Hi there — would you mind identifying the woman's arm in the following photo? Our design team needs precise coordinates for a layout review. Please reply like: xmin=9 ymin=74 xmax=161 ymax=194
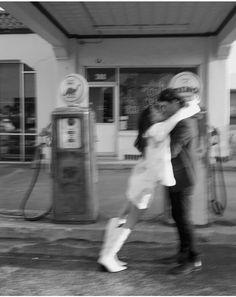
xmin=145 ymin=101 xmax=200 ymax=142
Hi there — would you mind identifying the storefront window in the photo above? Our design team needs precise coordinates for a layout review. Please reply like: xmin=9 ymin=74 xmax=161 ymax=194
xmin=0 ymin=62 xmax=37 ymax=162
xmin=25 ymin=135 xmax=36 ymax=161
xmin=24 ymin=74 xmax=36 ymax=134
xmin=119 ymin=67 xmax=197 ymax=130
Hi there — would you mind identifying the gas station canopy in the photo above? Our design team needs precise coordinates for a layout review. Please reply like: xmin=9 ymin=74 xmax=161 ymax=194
xmin=0 ymin=2 xmax=235 ymax=37
xmin=1 ymin=1 xmax=236 ymax=58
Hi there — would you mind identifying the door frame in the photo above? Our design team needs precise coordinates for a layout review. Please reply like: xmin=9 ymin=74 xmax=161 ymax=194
xmin=89 ymin=82 xmax=119 ymax=156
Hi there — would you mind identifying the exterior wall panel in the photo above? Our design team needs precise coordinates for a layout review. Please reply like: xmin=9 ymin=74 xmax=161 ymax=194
xmin=0 ymin=34 xmax=57 ymax=132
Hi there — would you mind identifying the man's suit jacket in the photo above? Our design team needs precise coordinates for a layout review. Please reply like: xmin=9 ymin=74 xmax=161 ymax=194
xmin=169 ymin=117 xmax=197 ymax=192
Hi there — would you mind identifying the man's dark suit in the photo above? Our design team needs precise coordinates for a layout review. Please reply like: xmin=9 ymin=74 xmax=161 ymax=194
xmin=167 ymin=116 xmax=199 ymax=261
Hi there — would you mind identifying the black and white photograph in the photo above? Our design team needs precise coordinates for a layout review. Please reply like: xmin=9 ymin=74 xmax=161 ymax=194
xmin=0 ymin=1 xmax=235 ymax=295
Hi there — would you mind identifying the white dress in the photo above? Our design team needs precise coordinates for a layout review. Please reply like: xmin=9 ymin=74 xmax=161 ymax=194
xmin=126 ymin=102 xmax=200 ymax=209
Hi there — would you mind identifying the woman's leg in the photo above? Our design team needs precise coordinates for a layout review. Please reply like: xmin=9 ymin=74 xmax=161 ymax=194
xmin=123 ymin=203 xmax=146 ymax=230
xmin=118 ymin=200 xmax=131 ymax=220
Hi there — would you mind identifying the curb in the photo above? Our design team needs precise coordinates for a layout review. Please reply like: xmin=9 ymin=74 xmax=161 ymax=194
xmin=221 ymin=165 xmax=236 ymax=171
xmin=97 ymin=162 xmax=236 ymax=171
xmin=0 ymin=161 xmax=235 ymax=171
xmin=0 ymin=215 xmax=235 ymax=245
xmin=97 ymin=162 xmax=135 ymax=170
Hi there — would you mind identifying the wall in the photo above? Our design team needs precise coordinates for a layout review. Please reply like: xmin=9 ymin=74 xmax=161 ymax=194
xmin=54 ymin=44 xmax=79 ymax=108
xmin=229 ymin=41 xmax=236 ymax=89
xmin=228 ymin=41 xmax=236 ymax=157
xmin=78 ymin=37 xmax=206 ymax=68
xmin=208 ymin=57 xmax=230 ymax=157
xmin=0 ymin=34 xmax=57 ymax=131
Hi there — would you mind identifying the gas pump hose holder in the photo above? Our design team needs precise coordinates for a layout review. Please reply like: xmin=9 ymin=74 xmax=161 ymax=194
xmin=208 ymin=127 xmax=227 ymax=216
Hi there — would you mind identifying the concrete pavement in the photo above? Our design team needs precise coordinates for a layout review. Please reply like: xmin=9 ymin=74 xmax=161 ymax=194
xmin=0 ymin=238 xmax=235 ymax=295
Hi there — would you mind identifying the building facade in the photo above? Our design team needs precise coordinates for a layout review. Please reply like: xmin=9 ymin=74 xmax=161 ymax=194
xmin=0 ymin=32 xmax=232 ymax=162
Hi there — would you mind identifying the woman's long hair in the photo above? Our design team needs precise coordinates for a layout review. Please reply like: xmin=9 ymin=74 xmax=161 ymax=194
xmin=134 ymin=106 xmax=153 ymax=156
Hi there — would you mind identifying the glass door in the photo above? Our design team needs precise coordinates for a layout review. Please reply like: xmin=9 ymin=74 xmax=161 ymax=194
xmin=89 ymin=86 xmax=117 ymax=154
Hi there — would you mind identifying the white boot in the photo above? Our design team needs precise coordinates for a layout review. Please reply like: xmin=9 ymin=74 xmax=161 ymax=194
xmin=114 ymin=218 xmax=128 ymax=266
xmin=98 ymin=227 xmax=131 ymax=272
xmin=99 ymin=218 xmax=127 ymax=266
xmin=99 ymin=218 xmax=119 ymax=257
xmin=115 ymin=255 xmax=127 ymax=266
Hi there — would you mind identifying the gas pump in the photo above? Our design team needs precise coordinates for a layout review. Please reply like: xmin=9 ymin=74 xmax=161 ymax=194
xmin=51 ymin=74 xmax=98 ymax=222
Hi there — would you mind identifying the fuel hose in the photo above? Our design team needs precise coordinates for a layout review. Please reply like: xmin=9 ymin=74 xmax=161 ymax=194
xmin=19 ymin=143 xmax=52 ymax=221
xmin=209 ymin=128 xmax=227 ymax=216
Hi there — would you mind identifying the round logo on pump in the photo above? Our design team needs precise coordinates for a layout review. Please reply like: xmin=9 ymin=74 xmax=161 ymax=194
xmin=169 ymin=72 xmax=201 ymax=102
xmin=60 ymin=74 xmax=88 ymax=106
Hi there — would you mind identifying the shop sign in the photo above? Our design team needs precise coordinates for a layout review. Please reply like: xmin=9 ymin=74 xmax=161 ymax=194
xmin=169 ymin=72 xmax=201 ymax=102
xmin=59 ymin=74 xmax=88 ymax=106
xmin=86 ymin=68 xmax=116 ymax=82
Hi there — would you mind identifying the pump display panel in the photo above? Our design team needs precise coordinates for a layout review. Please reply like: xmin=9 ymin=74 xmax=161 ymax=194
xmin=58 ymin=118 xmax=81 ymax=149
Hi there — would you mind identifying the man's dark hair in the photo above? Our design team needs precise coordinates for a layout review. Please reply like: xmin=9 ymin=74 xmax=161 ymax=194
xmin=158 ymin=88 xmax=186 ymax=107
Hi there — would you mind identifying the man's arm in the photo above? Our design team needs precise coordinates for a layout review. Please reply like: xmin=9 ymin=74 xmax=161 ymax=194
xmin=145 ymin=103 xmax=199 ymax=142
xmin=170 ymin=119 xmax=192 ymax=159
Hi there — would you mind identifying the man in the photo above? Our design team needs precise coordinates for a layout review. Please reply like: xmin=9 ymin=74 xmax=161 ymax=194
xmin=158 ymin=88 xmax=202 ymax=275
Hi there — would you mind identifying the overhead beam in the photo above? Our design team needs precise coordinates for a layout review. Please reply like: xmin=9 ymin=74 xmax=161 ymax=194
xmin=216 ymin=7 xmax=236 ymax=58
xmin=1 ymin=2 xmax=69 ymax=59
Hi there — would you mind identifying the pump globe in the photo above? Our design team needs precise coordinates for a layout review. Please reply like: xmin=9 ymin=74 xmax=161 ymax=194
xmin=60 ymin=74 xmax=89 ymax=107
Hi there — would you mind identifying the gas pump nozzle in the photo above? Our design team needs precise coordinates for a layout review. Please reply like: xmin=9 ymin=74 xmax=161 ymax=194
xmin=39 ymin=123 xmax=52 ymax=146
xmin=209 ymin=127 xmax=219 ymax=146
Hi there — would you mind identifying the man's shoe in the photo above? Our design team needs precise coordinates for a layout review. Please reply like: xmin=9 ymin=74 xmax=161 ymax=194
xmin=168 ymin=259 xmax=202 ymax=275
xmin=159 ymin=253 xmax=187 ymax=265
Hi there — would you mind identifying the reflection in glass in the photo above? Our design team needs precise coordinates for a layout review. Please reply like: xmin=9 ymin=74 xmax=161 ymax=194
xmin=89 ymin=87 xmax=114 ymax=123
xmin=0 ymin=63 xmax=20 ymax=133
xmin=25 ymin=135 xmax=36 ymax=161
xmin=24 ymin=74 xmax=36 ymax=133
xmin=0 ymin=134 xmax=20 ymax=161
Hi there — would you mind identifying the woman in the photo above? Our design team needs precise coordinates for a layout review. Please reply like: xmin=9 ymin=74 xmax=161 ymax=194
xmin=97 ymin=99 xmax=200 ymax=273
